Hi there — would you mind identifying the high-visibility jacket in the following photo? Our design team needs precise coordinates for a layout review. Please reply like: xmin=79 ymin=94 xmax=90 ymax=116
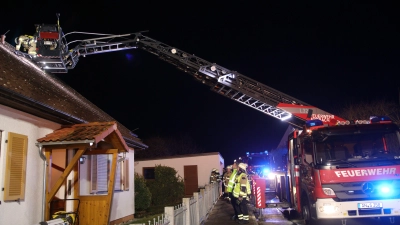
xmin=233 ymin=172 xmax=251 ymax=199
xmin=223 ymin=170 xmax=232 ymax=187
xmin=226 ymin=169 xmax=237 ymax=193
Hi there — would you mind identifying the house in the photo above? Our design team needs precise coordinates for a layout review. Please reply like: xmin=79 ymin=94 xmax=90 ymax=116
xmin=0 ymin=41 xmax=147 ymax=225
xmin=135 ymin=152 xmax=224 ymax=196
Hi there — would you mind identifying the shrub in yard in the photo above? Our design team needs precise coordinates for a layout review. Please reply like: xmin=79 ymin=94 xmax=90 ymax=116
xmin=147 ymin=165 xmax=185 ymax=207
xmin=134 ymin=173 xmax=152 ymax=211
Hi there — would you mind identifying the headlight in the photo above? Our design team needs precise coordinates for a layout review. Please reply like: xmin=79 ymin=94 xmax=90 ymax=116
xmin=267 ymin=173 xmax=275 ymax=179
xmin=322 ymin=188 xmax=336 ymax=196
xmin=318 ymin=203 xmax=339 ymax=213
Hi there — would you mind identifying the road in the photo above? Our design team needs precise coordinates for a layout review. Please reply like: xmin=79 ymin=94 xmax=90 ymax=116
xmin=256 ymin=207 xmax=397 ymax=225
xmin=255 ymin=193 xmax=398 ymax=225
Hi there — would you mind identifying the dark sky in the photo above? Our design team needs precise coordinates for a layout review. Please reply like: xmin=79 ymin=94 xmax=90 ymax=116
xmin=1 ymin=2 xmax=399 ymax=164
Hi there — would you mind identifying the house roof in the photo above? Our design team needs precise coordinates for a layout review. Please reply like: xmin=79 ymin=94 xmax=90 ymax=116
xmin=0 ymin=41 xmax=147 ymax=149
xmin=136 ymin=152 xmax=223 ymax=161
xmin=37 ymin=121 xmax=129 ymax=152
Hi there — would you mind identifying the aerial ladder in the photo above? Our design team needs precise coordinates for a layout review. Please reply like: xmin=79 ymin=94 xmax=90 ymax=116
xmin=13 ymin=14 xmax=346 ymax=128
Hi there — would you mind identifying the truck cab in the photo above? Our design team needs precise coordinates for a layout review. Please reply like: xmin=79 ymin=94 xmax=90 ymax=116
xmin=288 ymin=117 xmax=400 ymax=224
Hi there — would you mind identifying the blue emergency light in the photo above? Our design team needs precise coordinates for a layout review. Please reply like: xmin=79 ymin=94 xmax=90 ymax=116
xmin=306 ymin=119 xmax=324 ymax=127
xmin=370 ymin=116 xmax=392 ymax=123
xmin=376 ymin=183 xmax=394 ymax=197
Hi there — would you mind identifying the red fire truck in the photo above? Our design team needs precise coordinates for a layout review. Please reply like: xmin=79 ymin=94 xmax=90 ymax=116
xmin=12 ymin=14 xmax=400 ymax=225
xmin=275 ymin=116 xmax=400 ymax=225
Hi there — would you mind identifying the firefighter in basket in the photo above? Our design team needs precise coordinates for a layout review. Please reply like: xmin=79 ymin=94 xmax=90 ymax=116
xmin=15 ymin=35 xmax=37 ymax=56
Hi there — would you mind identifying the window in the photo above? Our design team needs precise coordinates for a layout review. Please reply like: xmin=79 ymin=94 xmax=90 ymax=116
xmin=3 ymin=132 xmax=28 ymax=201
xmin=303 ymin=139 xmax=314 ymax=164
xmin=79 ymin=153 xmax=129 ymax=195
xmin=114 ymin=156 xmax=121 ymax=191
xmin=90 ymin=154 xmax=110 ymax=194
xmin=113 ymin=157 xmax=130 ymax=191
xmin=143 ymin=167 xmax=155 ymax=179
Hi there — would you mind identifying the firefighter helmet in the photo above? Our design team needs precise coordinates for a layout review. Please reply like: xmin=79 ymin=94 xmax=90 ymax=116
xmin=238 ymin=163 xmax=247 ymax=171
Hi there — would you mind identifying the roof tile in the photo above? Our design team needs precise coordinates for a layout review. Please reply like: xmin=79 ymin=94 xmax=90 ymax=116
xmin=37 ymin=121 xmax=117 ymax=143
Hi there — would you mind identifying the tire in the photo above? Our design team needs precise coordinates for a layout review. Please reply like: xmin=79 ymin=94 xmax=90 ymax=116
xmin=301 ymin=196 xmax=316 ymax=225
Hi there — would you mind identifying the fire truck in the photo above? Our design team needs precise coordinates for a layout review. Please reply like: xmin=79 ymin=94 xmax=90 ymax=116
xmin=242 ymin=151 xmax=276 ymax=191
xmin=12 ymin=14 xmax=400 ymax=225
xmin=281 ymin=116 xmax=400 ymax=225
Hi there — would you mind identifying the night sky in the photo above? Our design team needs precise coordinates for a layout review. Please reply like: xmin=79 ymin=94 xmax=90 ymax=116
xmin=1 ymin=2 xmax=399 ymax=164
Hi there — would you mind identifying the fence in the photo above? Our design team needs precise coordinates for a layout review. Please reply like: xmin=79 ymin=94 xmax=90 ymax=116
xmin=135 ymin=182 xmax=220 ymax=225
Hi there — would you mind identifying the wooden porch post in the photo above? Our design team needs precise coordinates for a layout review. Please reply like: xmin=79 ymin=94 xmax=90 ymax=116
xmin=45 ymin=148 xmax=86 ymax=220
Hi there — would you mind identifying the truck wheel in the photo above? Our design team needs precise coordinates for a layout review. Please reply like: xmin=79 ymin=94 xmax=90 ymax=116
xmin=301 ymin=197 xmax=315 ymax=225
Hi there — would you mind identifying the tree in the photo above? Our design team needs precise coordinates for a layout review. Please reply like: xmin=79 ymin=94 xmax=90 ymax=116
xmin=135 ymin=136 xmax=172 ymax=159
xmin=337 ymin=99 xmax=400 ymax=125
xmin=135 ymin=133 xmax=205 ymax=159
xmin=169 ymin=133 xmax=205 ymax=155
xmin=134 ymin=173 xmax=152 ymax=211
xmin=146 ymin=165 xmax=185 ymax=206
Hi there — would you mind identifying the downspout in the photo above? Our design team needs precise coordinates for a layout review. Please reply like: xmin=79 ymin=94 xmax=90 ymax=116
xmin=37 ymin=144 xmax=47 ymax=222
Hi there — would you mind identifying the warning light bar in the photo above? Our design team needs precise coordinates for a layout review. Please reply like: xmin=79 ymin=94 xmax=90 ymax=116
xmin=305 ymin=119 xmax=324 ymax=127
xmin=370 ymin=116 xmax=392 ymax=124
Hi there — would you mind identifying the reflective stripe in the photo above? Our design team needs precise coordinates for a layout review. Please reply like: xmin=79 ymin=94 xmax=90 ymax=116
xmin=294 ymin=165 xmax=300 ymax=177
xmin=226 ymin=169 xmax=237 ymax=192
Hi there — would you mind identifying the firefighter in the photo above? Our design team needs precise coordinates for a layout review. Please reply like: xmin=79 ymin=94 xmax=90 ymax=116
xmin=233 ymin=163 xmax=251 ymax=224
xmin=15 ymin=35 xmax=37 ymax=56
xmin=223 ymin=165 xmax=233 ymax=200
xmin=209 ymin=168 xmax=221 ymax=184
xmin=226 ymin=162 xmax=239 ymax=220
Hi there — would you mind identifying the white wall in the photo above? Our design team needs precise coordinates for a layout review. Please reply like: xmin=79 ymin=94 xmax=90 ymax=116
xmin=135 ymin=153 xmax=224 ymax=187
xmin=0 ymin=104 xmax=61 ymax=225
xmin=110 ymin=149 xmax=136 ymax=221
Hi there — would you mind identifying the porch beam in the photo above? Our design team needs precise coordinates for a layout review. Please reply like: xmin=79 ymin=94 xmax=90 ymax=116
xmin=46 ymin=148 xmax=86 ymax=204
xmin=41 ymin=143 xmax=92 ymax=150
xmin=83 ymin=149 xmax=119 ymax=155
xmin=106 ymin=151 xmax=118 ymax=224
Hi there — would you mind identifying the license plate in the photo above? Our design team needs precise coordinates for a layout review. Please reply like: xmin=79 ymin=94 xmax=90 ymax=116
xmin=358 ymin=202 xmax=383 ymax=209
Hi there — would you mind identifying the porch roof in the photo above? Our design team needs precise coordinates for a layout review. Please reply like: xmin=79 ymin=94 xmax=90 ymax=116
xmin=37 ymin=121 xmax=129 ymax=152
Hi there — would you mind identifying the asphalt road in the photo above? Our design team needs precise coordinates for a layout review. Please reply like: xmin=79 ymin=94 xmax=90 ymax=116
xmin=253 ymin=208 xmax=397 ymax=225
xmin=257 ymin=193 xmax=398 ymax=225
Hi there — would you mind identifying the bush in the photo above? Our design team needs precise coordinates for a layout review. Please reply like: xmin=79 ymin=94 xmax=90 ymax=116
xmin=134 ymin=173 xmax=152 ymax=211
xmin=147 ymin=165 xmax=185 ymax=207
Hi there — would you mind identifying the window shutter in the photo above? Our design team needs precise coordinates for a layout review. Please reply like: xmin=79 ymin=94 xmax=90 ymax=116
xmin=123 ymin=158 xmax=129 ymax=191
xmin=3 ymin=132 xmax=28 ymax=201
xmin=97 ymin=155 xmax=108 ymax=192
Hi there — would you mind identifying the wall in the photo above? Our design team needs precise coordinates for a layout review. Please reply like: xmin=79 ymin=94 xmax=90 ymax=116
xmin=109 ymin=149 xmax=135 ymax=222
xmin=0 ymin=104 xmax=61 ymax=225
xmin=135 ymin=153 xmax=224 ymax=187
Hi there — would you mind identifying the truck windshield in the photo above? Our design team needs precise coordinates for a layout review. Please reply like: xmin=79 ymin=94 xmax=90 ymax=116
xmin=248 ymin=157 xmax=270 ymax=166
xmin=315 ymin=130 xmax=400 ymax=164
